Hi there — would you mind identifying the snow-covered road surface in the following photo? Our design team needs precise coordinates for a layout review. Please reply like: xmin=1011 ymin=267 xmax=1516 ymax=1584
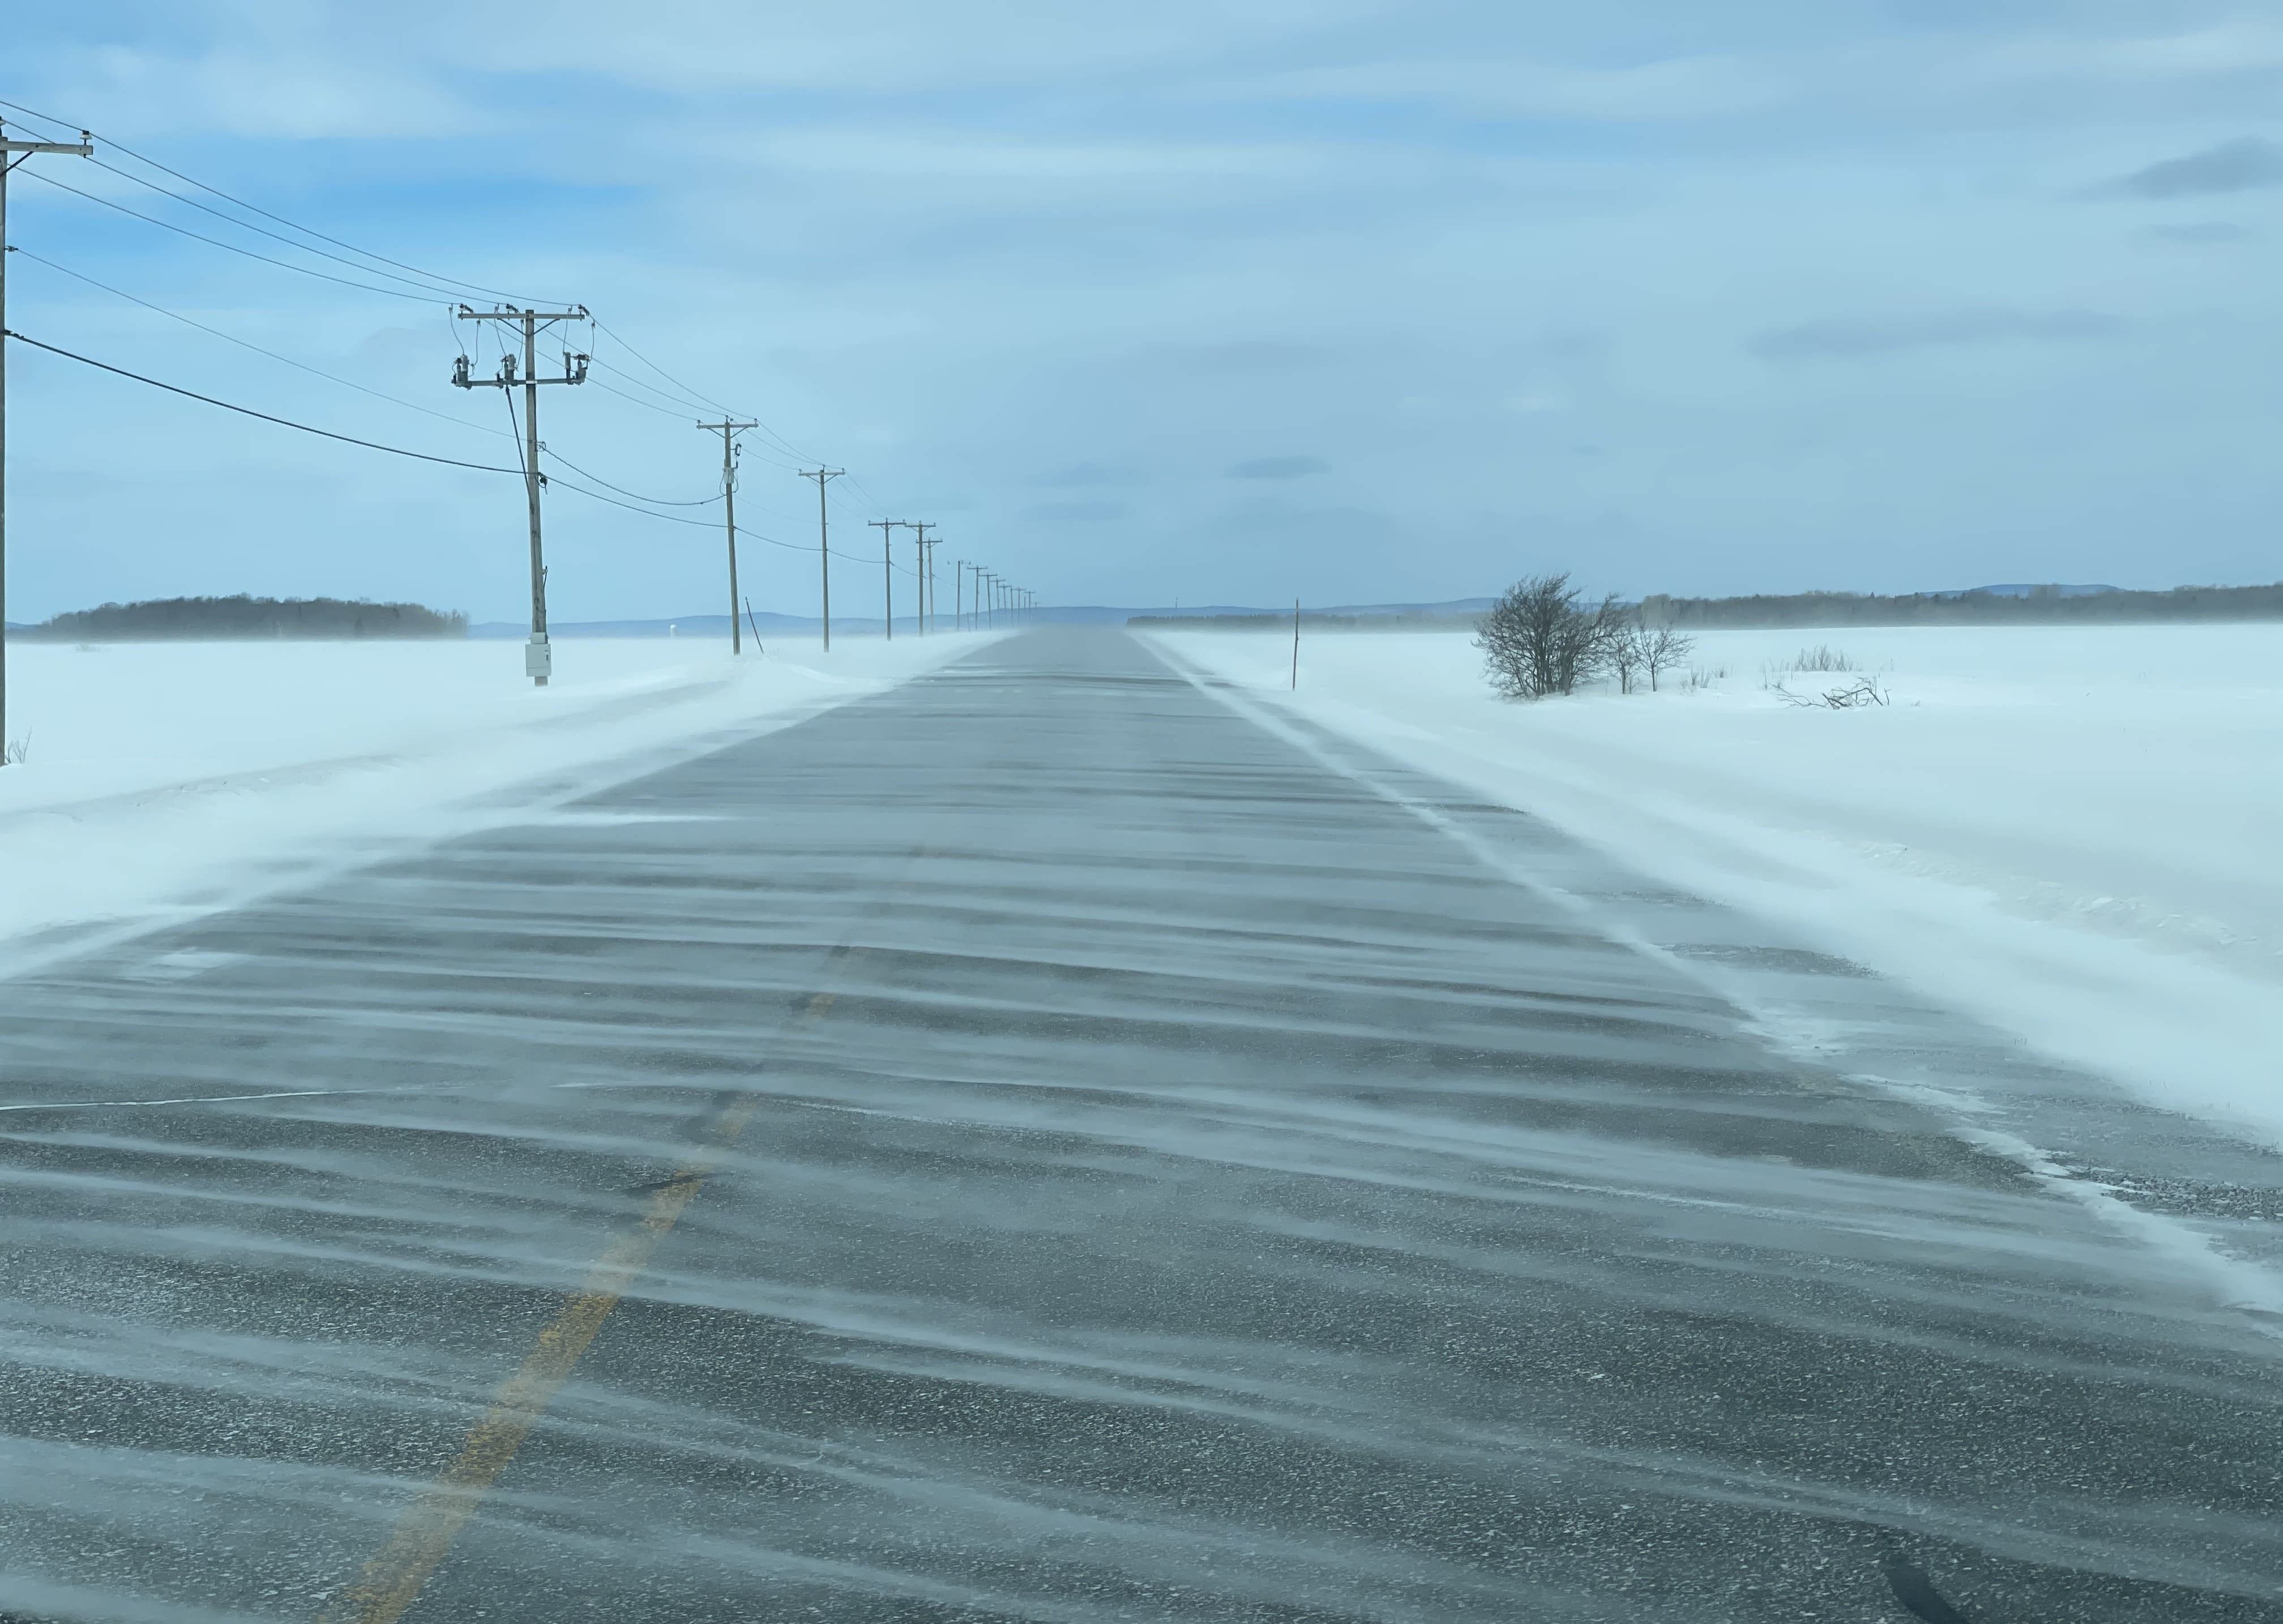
xmin=2 ymin=631 xmax=2278 ymax=1622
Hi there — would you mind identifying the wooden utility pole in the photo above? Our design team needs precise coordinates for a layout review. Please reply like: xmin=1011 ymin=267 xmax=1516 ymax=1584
xmin=954 ymin=559 xmax=965 ymax=631
xmin=867 ymin=519 xmax=901 ymax=640
xmin=0 ymin=121 xmax=92 ymax=761
xmin=908 ymin=522 xmax=934 ymax=634
xmin=453 ymin=305 xmax=589 ymax=686
xmin=920 ymin=535 xmax=942 ymax=633
xmin=798 ymin=468 xmax=843 ymax=650
xmin=1292 ymin=598 xmax=1301 ymax=689
xmin=698 ymin=420 xmax=754 ymax=653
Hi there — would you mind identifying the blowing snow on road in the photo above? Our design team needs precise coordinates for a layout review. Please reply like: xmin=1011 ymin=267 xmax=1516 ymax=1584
xmin=2 ymin=632 xmax=2278 ymax=1623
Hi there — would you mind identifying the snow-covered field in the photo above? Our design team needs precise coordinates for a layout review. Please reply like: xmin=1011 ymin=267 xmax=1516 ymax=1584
xmin=0 ymin=633 xmax=992 ymax=970
xmin=1151 ymin=623 xmax=2283 ymax=1147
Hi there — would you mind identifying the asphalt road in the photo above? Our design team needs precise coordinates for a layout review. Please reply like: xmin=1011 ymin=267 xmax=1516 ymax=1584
xmin=2 ymin=629 xmax=2281 ymax=1623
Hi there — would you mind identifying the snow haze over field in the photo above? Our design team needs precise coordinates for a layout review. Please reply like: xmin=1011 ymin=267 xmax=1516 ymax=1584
xmin=0 ymin=634 xmax=993 ymax=969
xmin=1153 ymin=623 xmax=2283 ymax=1147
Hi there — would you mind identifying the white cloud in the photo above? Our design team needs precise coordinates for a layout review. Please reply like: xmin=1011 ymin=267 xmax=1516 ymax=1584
xmin=743 ymin=127 xmax=1321 ymax=183
xmin=1224 ymin=52 xmax=1779 ymax=121
xmin=72 ymin=44 xmax=486 ymax=140
xmin=439 ymin=0 xmax=1377 ymax=95
xmin=1967 ymin=20 xmax=2283 ymax=85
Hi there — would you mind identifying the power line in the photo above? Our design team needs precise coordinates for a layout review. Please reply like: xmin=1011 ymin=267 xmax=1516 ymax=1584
xmin=0 ymin=96 xmax=875 ymax=491
xmin=1 ymin=327 xmax=913 ymax=571
xmin=589 ymin=317 xmax=820 ymax=471
xmin=0 ymin=93 xmax=559 ymax=308
xmin=582 ymin=361 xmax=790 ymax=457
xmin=548 ymin=471 xmax=722 ymax=530
xmin=588 ymin=355 xmax=713 ymax=414
xmin=10 ymin=245 xmax=511 ymax=440
xmin=591 ymin=318 xmax=738 ymax=418
xmin=584 ymin=361 xmax=787 ymax=457
xmin=587 ymin=373 xmax=698 ymax=421
xmin=20 ymin=169 xmax=448 ymax=304
xmin=85 ymin=157 xmax=480 ymax=304
xmin=554 ymin=472 xmax=903 ymax=568
xmin=539 ymin=444 xmax=720 ymax=508
xmin=2 ymin=97 xmax=923 ymax=579
xmin=3 ymin=327 xmax=520 ymax=472
xmin=583 ymin=361 xmax=803 ymax=472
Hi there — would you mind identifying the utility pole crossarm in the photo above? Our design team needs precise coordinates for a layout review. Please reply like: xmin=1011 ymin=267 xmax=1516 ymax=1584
xmin=455 ymin=305 xmax=589 ymax=323
xmin=2 ymin=138 xmax=94 ymax=160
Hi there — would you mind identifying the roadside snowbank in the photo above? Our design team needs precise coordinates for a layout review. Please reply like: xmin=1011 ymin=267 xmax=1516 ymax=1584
xmin=1151 ymin=624 xmax=2283 ymax=1146
xmin=0 ymin=634 xmax=991 ymax=967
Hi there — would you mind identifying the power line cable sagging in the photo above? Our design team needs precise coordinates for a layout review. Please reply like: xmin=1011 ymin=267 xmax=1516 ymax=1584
xmin=20 ymin=169 xmax=461 ymax=306
xmin=17 ymin=252 xmax=748 ymax=518
xmin=539 ymin=444 xmax=721 ymax=508
xmin=0 ymin=329 xmax=843 ymax=554
xmin=0 ymin=92 xmax=565 ymax=308
xmin=3 ymin=96 xmax=922 ymax=571
xmin=12 ymin=245 xmax=511 ymax=441
xmin=2 ymin=328 xmax=520 ymax=473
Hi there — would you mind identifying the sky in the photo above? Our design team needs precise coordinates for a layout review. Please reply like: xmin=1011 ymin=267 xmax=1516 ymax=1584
xmin=3 ymin=1 xmax=2281 ymax=623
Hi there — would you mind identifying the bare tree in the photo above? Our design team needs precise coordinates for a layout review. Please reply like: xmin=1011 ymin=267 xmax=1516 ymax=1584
xmin=1640 ymin=624 xmax=1694 ymax=692
xmin=1476 ymin=573 xmax=1622 ymax=699
xmin=1611 ymin=623 xmax=1645 ymax=694
xmin=1571 ymin=593 xmax=1627 ymax=692
xmin=1478 ymin=574 xmax=1568 ymax=699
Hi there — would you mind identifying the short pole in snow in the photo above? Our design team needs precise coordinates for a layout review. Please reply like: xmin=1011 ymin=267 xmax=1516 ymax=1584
xmin=1291 ymin=598 xmax=1301 ymax=689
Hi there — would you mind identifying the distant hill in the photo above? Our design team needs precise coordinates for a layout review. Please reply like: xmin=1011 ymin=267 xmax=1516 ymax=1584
xmin=25 ymin=595 xmax=466 ymax=641
xmin=1641 ymin=582 xmax=2283 ymax=629
xmin=1953 ymin=582 xmax=2120 ymax=599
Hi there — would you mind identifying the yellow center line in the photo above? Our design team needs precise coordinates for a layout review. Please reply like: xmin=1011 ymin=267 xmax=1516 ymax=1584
xmin=320 ymin=988 xmax=840 ymax=1624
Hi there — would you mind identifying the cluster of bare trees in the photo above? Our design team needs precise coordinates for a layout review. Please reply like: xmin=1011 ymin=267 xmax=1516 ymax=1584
xmin=1475 ymin=573 xmax=1693 ymax=700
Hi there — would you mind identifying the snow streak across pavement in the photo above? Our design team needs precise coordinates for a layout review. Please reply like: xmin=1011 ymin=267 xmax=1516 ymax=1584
xmin=0 ymin=630 xmax=2278 ymax=1623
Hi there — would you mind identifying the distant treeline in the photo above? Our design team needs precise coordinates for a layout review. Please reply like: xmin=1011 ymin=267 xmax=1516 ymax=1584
xmin=1140 ymin=584 xmax=2283 ymax=635
xmin=1640 ymin=583 xmax=2283 ymax=629
xmin=27 ymin=595 xmax=468 ymax=641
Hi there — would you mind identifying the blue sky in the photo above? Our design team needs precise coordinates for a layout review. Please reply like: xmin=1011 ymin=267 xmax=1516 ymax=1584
xmin=4 ymin=2 xmax=2281 ymax=621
